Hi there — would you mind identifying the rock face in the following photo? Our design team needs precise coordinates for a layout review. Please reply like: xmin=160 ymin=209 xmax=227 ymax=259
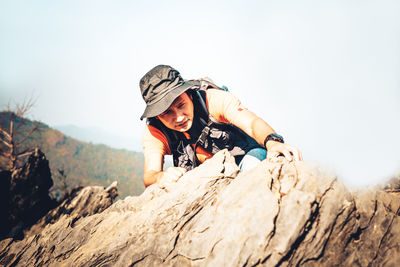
xmin=0 ymin=150 xmax=399 ymax=266
xmin=0 ymin=149 xmax=57 ymax=240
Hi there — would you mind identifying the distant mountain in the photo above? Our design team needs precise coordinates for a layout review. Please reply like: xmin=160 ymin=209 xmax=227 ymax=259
xmin=0 ymin=112 xmax=145 ymax=198
xmin=54 ymin=125 xmax=142 ymax=152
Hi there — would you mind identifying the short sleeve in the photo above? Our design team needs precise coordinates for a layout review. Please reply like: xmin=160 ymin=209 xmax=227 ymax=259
xmin=142 ymin=125 xmax=172 ymax=156
xmin=206 ymin=89 xmax=248 ymax=125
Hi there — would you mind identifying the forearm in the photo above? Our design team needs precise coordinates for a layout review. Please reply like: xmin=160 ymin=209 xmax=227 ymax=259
xmin=143 ymin=170 xmax=164 ymax=187
xmin=143 ymin=166 xmax=187 ymax=187
xmin=249 ymin=116 xmax=276 ymax=147
xmin=220 ymin=96 xmax=302 ymax=161
xmin=142 ymin=149 xmax=164 ymax=187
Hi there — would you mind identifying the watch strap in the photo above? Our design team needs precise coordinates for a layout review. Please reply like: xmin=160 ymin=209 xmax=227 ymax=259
xmin=263 ymin=133 xmax=284 ymax=148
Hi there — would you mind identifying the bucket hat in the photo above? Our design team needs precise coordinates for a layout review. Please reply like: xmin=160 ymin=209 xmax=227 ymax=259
xmin=139 ymin=65 xmax=198 ymax=120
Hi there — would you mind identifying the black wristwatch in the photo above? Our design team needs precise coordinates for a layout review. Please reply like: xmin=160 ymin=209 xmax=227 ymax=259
xmin=263 ymin=133 xmax=284 ymax=148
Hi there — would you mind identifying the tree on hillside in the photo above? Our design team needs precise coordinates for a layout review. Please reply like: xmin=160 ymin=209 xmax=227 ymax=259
xmin=0 ymin=98 xmax=40 ymax=171
xmin=49 ymin=168 xmax=70 ymax=201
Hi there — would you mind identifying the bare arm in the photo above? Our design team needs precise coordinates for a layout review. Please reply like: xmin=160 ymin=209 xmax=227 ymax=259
xmin=207 ymin=89 xmax=302 ymax=161
xmin=231 ymin=109 xmax=302 ymax=161
xmin=143 ymin=152 xmax=163 ymax=187
xmin=142 ymin=130 xmax=186 ymax=187
xmin=143 ymin=152 xmax=186 ymax=187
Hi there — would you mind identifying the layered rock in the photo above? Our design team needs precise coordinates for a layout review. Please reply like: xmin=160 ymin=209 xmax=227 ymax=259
xmin=0 ymin=150 xmax=399 ymax=266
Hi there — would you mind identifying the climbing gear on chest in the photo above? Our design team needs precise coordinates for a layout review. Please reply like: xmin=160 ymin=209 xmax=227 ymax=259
xmin=148 ymin=80 xmax=262 ymax=171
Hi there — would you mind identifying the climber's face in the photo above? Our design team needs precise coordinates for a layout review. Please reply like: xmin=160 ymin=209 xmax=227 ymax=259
xmin=157 ymin=92 xmax=194 ymax=132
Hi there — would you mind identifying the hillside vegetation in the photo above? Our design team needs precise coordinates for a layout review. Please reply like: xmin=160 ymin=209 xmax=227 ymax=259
xmin=0 ymin=111 xmax=144 ymax=198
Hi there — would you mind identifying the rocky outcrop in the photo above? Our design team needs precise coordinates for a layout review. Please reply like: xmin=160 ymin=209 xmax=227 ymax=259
xmin=0 ymin=150 xmax=399 ymax=266
xmin=25 ymin=181 xmax=118 ymax=238
xmin=0 ymin=149 xmax=57 ymax=240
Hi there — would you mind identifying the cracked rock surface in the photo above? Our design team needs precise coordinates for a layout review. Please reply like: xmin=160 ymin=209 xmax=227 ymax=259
xmin=0 ymin=150 xmax=399 ymax=266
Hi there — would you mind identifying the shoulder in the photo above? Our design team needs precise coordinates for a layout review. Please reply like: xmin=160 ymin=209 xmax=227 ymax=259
xmin=206 ymin=88 xmax=241 ymax=104
xmin=144 ymin=124 xmax=163 ymax=139
xmin=143 ymin=124 xmax=172 ymax=155
xmin=205 ymin=89 xmax=243 ymax=123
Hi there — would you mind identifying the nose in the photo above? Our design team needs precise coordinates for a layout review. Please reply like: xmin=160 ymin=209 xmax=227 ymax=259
xmin=176 ymin=114 xmax=185 ymax=122
xmin=174 ymin=108 xmax=185 ymax=122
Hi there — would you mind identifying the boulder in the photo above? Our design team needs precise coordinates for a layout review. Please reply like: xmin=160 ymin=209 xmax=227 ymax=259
xmin=0 ymin=149 xmax=56 ymax=240
xmin=0 ymin=150 xmax=398 ymax=266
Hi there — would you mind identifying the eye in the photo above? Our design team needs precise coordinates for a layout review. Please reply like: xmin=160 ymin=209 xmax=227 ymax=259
xmin=178 ymin=103 xmax=185 ymax=108
xmin=161 ymin=109 xmax=172 ymax=116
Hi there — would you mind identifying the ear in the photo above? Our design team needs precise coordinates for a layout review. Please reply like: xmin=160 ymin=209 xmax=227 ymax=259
xmin=186 ymin=91 xmax=193 ymax=100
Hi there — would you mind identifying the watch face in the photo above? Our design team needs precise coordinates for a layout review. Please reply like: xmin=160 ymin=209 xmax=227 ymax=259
xmin=269 ymin=133 xmax=284 ymax=143
xmin=264 ymin=133 xmax=284 ymax=147
xmin=270 ymin=133 xmax=283 ymax=139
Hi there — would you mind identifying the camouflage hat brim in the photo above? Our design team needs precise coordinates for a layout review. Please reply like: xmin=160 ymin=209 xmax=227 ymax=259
xmin=140 ymin=80 xmax=198 ymax=120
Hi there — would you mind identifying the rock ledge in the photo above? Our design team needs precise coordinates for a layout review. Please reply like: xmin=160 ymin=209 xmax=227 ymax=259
xmin=0 ymin=150 xmax=399 ymax=266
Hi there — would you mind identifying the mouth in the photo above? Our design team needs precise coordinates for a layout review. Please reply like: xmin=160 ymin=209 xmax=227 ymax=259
xmin=176 ymin=119 xmax=189 ymax=128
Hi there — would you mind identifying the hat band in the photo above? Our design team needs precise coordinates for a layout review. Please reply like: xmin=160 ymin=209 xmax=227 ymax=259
xmin=146 ymin=81 xmax=185 ymax=106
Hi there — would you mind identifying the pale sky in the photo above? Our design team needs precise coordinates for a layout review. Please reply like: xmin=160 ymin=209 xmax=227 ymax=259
xmin=1 ymin=0 xmax=399 ymax=188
